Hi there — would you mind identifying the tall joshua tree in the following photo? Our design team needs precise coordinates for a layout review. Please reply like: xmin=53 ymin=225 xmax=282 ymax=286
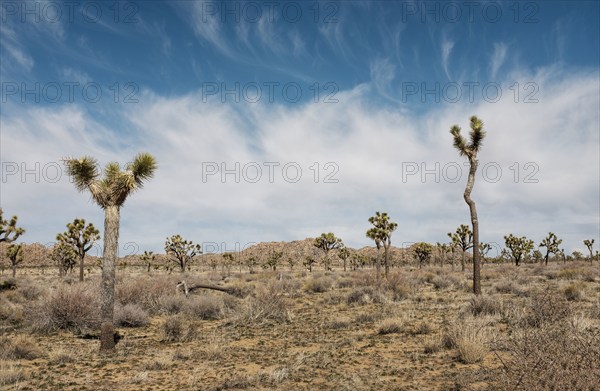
xmin=366 ymin=212 xmax=397 ymax=277
xmin=450 ymin=116 xmax=485 ymax=295
xmin=539 ymin=232 xmax=562 ymax=266
xmin=0 ymin=209 xmax=25 ymax=243
xmin=583 ymin=239 xmax=595 ymax=263
xmin=504 ymin=234 xmax=534 ymax=266
xmin=64 ymin=153 xmax=157 ymax=354
xmin=140 ymin=250 xmax=156 ymax=273
xmin=57 ymin=218 xmax=100 ymax=282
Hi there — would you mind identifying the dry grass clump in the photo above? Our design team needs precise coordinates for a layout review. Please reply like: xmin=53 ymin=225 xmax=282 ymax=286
xmin=304 ymin=276 xmax=333 ymax=293
xmin=493 ymin=279 xmax=524 ymax=295
xmin=0 ymin=278 xmax=17 ymax=292
xmin=0 ymin=363 xmax=26 ymax=387
xmin=26 ymin=282 xmax=100 ymax=333
xmin=468 ymin=295 xmax=502 ymax=317
xmin=442 ymin=320 xmax=492 ymax=364
xmin=376 ymin=317 xmax=404 ymax=335
xmin=0 ymin=335 xmax=43 ymax=360
xmin=346 ymin=287 xmax=384 ymax=305
xmin=15 ymin=280 xmax=45 ymax=301
xmin=562 ymin=282 xmax=585 ymax=301
xmin=114 ymin=303 xmax=149 ymax=327
xmin=423 ymin=334 xmax=443 ymax=354
xmin=161 ymin=314 xmax=198 ymax=342
xmin=0 ymin=296 xmax=24 ymax=326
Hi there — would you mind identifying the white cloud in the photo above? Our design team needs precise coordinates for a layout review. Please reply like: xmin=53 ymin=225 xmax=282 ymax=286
xmin=490 ymin=43 xmax=508 ymax=79
xmin=1 ymin=67 xmax=598 ymax=256
xmin=441 ymin=39 xmax=455 ymax=80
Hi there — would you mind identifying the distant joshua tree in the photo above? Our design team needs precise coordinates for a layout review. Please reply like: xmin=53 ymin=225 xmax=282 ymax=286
xmin=165 ymin=234 xmax=202 ymax=273
xmin=479 ymin=242 xmax=492 ymax=267
xmin=504 ymin=234 xmax=534 ymax=266
xmin=56 ymin=218 xmax=100 ymax=282
xmin=64 ymin=153 xmax=157 ymax=353
xmin=413 ymin=242 xmax=433 ymax=269
xmin=436 ymin=242 xmax=451 ymax=268
xmin=52 ymin=242 xmax=78 ymax=276
xmin=338 ymin=246 xmax=351 ymax=271
xmin=140 ymin=250 xmax=156 ymax=273
xmin=539 ymin=232 xmax=563 ymax=266
xmin=264 ymin=250 xmax=283 ymax=271
xmin=0 ymin=209 xmax=25 ymax=243
xmin=314 ymin=233 xmax=343 ymax=271
xmin=583 ymin=239 xmax=595 ymax=263
xmin=448 ymin=224 xmax=473 ymax=272
xmin=450 ymin=115 xmax=486 ymax=295
xmin=6 ymin=243 xmax=24 ymax=278
xmin=366 ymin=212 xmax=397 ymax=277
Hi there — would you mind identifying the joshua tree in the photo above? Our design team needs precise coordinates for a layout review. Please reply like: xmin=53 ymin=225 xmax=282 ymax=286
xmin=338 ymin=246 xmax=351 ymax=271
xmin=448 ymin=224 xmax=473 ymax=272
xmin=222 ymin=253 xmax=235 ymax=275
xmin=245 ymin=256 xmax=259 ymax=273
xmin=286 ymin=256 xmax=297 ymax=271
xmin=140 ymin=250 xmax=156 ymax=273
xmin=366 ymin=212 xmax=398 ymax=277
xmin=0 ymin=209 xmax=25 ymax=243
xmin=6 ymin=243 xmax=24 ymax=278
xmin=539 ymin=232 xmax=563 ymax=266
xmin=263 ymin=250 xmax=283 ymax=271
xmin=56 ymin=218 xmax=100 ymax=282
xmin=52 ymin=242 xmax=78 ymax=276
xmin=303 ymin=256 xmax=317 ymax=272
xmin=504 ymin=234 xmax=534 ymax=266
xmin=413 ymin=242 xmax=433 ymax=268
xmin=63 ymin=153 xmax=157 ymax=353
xmin=450 ymin=115 xmax=485 ymax=295
xmin=583 ymin=239 xmax=595 ymax=263
xmin=165 ymin=234 xmax=202 ymax=273
xmin=314 ymin=233 xmax=343 ymax=271
xmin=479 ymin=242 xmax=492 ymax=267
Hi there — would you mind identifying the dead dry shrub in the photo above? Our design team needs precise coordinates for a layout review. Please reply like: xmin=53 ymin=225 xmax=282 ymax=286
xmin=230 ymin=282 xmax=292 ymax=325
xmin=0 ymin=363 xmax=25 ymax=387
xmin=184 ymin=295 xmax=224 ymax=320
xmin=116 ymin=276 xmax=174 ymax=314
xmin=492 ymin=323 xmax=600 ymax=390
xmin=26 ymin=283 xmax=100 ymax=333
xmin=161 ymin=314 xmax=198 ymax=342
xmin=0 ymin=296 xmax=24 ymax=325
xmin=114 ymin=303 xmax=149 ymax=327
xmin=520 ymin=290 xmax=572 ymax=328
xmin=376 ymin=317 xmax=404 ymax=335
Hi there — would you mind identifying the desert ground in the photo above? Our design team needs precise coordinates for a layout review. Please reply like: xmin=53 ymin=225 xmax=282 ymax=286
xmin=1 ymin=259 xmax=599 ymax=391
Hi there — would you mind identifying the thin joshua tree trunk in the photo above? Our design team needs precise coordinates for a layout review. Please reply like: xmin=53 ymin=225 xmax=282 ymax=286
xmin=100 ymin=205 xmax=119 ymax=353
xmin=384 ymin=243 xmax=390 ymax=276
xmin=79 ymin=250 xmax=85 ymax=282
xmin=465 ymin=158 xmax=481 ymax=295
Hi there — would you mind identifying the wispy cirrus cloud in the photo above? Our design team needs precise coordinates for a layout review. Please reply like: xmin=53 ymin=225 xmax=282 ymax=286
xmin=490 ymin=43 xmax=508 ymax=79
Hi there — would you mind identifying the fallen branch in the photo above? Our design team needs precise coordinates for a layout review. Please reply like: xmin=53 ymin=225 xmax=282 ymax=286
xmin=176 ymin=280 xmax=245 ymax=297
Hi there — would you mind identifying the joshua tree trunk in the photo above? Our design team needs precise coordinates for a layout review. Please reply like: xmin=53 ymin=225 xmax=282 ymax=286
xmin=12 ymin=264 xmax=16 ymax=278
xmin=464 ymin=159 xmax=481 ymax=295
xmin=451 ymin=248 xmax=455 ymax=271
xmin=383 ymin=243 xmax=390 ymax=276
xmin=100 ymin=205 xmax=119 ymax=353
xmin=461 ymin=250 xmax=466 ymax=272
xmin=79 ymin=252 xmax=85 ymax=282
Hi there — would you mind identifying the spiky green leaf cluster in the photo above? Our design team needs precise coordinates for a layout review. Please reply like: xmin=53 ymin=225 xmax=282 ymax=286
xmin=450 ymin=115 xmax=486 ymax=160
xmin=63 ymin=153 xmax=157 ymax=208
xmin=0 ymin=209 xmax=25 ymax=243
xmin=539 ymin=232 xmax=562 ymax=261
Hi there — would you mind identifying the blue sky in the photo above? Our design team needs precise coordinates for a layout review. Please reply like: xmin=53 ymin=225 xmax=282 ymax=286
xmin=1 ymin=1 xmax=599 ymax=257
